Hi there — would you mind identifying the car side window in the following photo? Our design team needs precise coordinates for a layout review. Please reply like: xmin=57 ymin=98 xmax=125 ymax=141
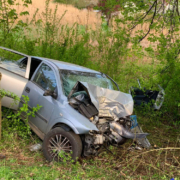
xmin=0 ymin=55 xmax=27 ymax=77
xmin=33 ymin=64 xmax=57 ymax=91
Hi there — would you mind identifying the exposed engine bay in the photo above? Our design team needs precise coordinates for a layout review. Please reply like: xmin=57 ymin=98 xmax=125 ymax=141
xmin=68 ymin=82 xmax=150 ymax=156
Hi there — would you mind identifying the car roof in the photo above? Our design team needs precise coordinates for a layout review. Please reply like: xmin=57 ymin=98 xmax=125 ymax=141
xmin=33 ymin=56 xmax=100 ymax=74
xmin=0 ymin=47 xmax=99 ymax=74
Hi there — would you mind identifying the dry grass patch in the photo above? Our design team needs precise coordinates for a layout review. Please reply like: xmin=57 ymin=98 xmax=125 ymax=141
xmin=14 ymin=0 xmax=102 ymax=29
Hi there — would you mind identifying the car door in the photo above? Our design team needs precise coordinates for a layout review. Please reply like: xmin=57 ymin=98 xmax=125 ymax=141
xmin=22 ymin=63 xmax=58 ymax=134
xmin=0 ymin=47 xmax=31 ymax=110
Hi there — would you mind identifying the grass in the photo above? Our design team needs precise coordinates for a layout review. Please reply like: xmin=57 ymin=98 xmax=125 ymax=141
xmin=0 ymin=113 xmax=179 ymax=180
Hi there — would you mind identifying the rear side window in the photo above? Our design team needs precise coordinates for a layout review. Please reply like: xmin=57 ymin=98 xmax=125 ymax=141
xmin=0 ymin=48 xmax=27 ymax=77
xmin=33 ymin=64 xmax=57 ymax=91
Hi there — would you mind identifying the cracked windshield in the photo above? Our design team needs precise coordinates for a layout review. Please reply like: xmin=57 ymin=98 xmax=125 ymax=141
xmin=61 ymin=70 xmax=114 ymax=96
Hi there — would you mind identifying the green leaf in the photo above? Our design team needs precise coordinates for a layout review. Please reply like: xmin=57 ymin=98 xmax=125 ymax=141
xmin=8 ymin=0 xmax=14 ymax=5
xmin=20 ymin=11 xmax=29 ymax=16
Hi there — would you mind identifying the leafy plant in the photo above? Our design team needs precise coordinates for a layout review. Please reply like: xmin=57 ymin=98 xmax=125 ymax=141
xmin=4 ymin=95 xmax=42 ymax=138
xmin=0 ymin=0 xmax=32 ymax=47
xmin=0 ymin=89 xmax=19 ymax=103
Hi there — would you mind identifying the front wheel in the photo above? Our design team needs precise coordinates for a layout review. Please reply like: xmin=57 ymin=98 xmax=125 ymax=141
xmin=42 ymin=127 xmax=82 ymax=162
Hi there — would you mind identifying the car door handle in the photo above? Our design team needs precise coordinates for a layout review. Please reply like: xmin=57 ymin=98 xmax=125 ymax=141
xmin=25 ymin=87 xmax=30 ymax=93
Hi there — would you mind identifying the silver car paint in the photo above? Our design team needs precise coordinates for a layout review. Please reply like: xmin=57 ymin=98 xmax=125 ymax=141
xmin=0 ymin=47 xmax=99 ymax=137
xmin=0 ymin=69 xmax=28 ymax=110
xmin=0 ymin=47 xmax=31 ymax=110
xmin=46 ymin=100 xmax=99 ymax=134
xmin=24 ymin=60 xmax=99 ymax=135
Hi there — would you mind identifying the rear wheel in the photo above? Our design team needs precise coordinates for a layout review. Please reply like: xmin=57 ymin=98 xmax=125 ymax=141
xmin=42 ymin=127 xmax=82 ymax=162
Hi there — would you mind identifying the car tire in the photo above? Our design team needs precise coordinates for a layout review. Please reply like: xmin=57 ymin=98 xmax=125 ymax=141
xmin=42 ymin=127 xmax=82 ymax=162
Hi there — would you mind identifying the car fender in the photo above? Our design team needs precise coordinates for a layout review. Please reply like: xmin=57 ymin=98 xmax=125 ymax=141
xmin=46 ymin=117 xmax=99 ymax=135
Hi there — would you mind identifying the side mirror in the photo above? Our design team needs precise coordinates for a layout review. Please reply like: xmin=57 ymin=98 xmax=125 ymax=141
xmin=43 ymin=90 xmax=57 ymax=99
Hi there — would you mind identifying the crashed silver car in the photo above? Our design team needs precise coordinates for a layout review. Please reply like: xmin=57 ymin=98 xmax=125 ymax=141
xmin=0 ymin=47 xmax=149 ymax=161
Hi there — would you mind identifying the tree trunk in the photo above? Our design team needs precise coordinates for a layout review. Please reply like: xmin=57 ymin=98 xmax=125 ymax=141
xmin=0 ymin=73 xmax=2 ymax=140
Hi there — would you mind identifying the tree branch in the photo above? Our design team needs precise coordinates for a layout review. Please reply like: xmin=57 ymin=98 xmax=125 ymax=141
xmin=130 ymin=0 xmax=157 ymax=31
xmin=175 ymin=0 xmax=180 ymax=22
xmin=138 ymin=0 xmax=157 ymax=42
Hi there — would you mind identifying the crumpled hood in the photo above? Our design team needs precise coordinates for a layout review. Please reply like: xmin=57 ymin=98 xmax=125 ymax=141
xmin=68 ymin=81 xmax=134 ymax=119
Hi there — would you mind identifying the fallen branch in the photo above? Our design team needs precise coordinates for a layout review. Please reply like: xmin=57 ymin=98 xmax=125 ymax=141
xmin=128 ymin=147 xmax=180 ymax=163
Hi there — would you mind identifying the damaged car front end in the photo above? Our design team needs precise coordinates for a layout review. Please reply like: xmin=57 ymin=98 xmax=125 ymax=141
xmin=61 ymin=70 xmax=149 ymax=157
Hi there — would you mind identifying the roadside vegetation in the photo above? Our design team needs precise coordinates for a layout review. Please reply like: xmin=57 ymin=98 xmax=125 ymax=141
xmin=0 ymin=0 xmax=180 ymax=179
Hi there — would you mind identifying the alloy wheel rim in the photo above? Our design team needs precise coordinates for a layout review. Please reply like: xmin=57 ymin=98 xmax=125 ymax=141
xmin=48 ymin=134 xmax=72 ymax=159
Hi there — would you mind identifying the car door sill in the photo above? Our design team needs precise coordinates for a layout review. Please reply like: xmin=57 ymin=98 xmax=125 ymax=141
xmin=20 ymin=113 xmax=45 ymax=140
xmin=28 ymin=121 xmax=45 ymax=140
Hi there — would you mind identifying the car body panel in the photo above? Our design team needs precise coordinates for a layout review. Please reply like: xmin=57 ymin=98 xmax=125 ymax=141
xmin=32 ymin=56 xmax=100 ymax=73
xmin=21 ymin=81 xmax=53 ymax=133
xmin=0 ymin=69 xmax=28 ymax=110
xmin=21 ymin=61 xmax=59 ymax=133
xmin=0 ymin=47 xmax=31 ymax=110
xmin=46 ymin=100 xmax=99 ymax=134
